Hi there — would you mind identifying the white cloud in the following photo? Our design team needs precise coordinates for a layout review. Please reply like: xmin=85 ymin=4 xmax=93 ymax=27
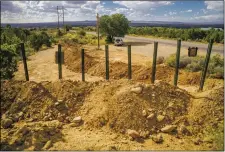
xmin=201 ymin=9 xmax=208 ymax=14
xmin=113 ymin=1 xmax=173 ymax=13
xmin=186 ymin=9 xmax=192 ymax=13
xmin=194 ymin=14 xmax=223 ymax=21
xmin=112 ymin=1 xmax=173 ymax=20
xmin=168 ymin=11 xmax=177 ymax=15
xmin=1 ymin=1 xmax=224 ymax=23
xmin=205 ymin=1 xmax=223 ymax=11
xmin=181 ymin=9 xmax=192 ymax=13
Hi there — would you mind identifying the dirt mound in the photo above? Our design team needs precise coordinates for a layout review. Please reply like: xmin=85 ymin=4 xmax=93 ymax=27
xmin=1 ymin=80 xmax=224 ymax=150
xmin=79 ymin=80 xmax=190 ymax=133
xmin=1 ymin=80 xmax=56 ymax=120
xmin=1 ymin=80 xmax=190 ymax=132
xmin=1 ymin=120 xmax=63 ymax=150
xmin=64 ymin=45 xmax=99 ymax=73
xmin=63 ymin=45 xmax=175 ymax=83
xmin=63 ymin=45 xmax=204 ymax=85
xmin=89 ymin=62 xmax=174 ymax=82
xmin=187 ymin=86 xmax=224 ymax=129
xmin=1 ymin=80 xmax=93 ymax=122
xmin=179 ymin=72 xmax=201 ymax=85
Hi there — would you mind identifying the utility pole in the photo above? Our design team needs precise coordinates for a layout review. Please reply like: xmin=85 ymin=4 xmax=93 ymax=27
xmin=96 ymin=13 xmax=100 ymax=49
xmin=57 ymin=6 xmax=59 ymax=29
xmin=57 ymin=6 xmax=64 ymax=30
xmin=63 ymin=6 xmax=64 ymax=27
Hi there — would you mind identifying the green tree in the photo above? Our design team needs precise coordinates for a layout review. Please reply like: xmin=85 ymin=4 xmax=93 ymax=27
xmin=0 ymin=46 xmax=18 ymax=79
xmin=29 ymin=32 xmax=51 ymax=51
xmin=99 ymin=13 xmax=130 ymax=42
xmin=64 ymin=24 xmax=72 ymax=32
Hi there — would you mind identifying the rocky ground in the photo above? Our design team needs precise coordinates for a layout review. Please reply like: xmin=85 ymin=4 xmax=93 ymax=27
xmin=1 ymin=79 xmax=224 ymax=151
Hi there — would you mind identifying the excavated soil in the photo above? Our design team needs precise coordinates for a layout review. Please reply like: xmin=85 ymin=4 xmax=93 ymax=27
xmin=62 ymin=44 xmax=216 ymax=86
xmin=1 ymin=80 xmax=224 ymax=150
xmin=1 ymin=43 xmax=224 ymax=151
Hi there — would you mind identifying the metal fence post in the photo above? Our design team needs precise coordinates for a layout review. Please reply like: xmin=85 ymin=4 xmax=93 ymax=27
xmin=199 ymin=39 xmax=214 ymax=91
xmin=128 ymin=45 xmax=132 ymax=79
xmin=81 ymin=48 xmax=85 ymax=81
xmin=20 ymin=43 xmax=29 ymax=81
xmin=58 ymin=44 xmax=62 ymax=79
xmin=174 ymin=39 xmax=181 ymax=86
xmin=151 ymin=42 xmax=158 ymax=84
xmin=105 ymin=45 xmax=109 ymax=80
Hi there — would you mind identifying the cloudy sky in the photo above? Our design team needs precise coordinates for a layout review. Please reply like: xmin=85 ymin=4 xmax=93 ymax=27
xmin=1 ymin=1 xmax=224 ymax=23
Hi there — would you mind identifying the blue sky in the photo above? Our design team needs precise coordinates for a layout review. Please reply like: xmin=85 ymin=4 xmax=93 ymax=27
xmin=1 ymin=1 xmax=224 ymax=23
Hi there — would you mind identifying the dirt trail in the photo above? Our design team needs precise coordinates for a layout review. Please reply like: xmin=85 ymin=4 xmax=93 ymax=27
xmin=13 ymin=46 xmax=103 ymax=82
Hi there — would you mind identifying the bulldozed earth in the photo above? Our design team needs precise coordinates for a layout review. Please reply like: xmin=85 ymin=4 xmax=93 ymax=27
xmin=1 ymin=43 xmax=224 ymax=151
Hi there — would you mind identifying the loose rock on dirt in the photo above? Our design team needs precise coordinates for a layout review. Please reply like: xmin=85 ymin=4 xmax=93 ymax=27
xmin=157 ymin=115 xmax=165 ymax=122
xmin=147 ymin=113 xmax=155 ymax=120
xmin=161 ymin=125 xmax=177 ymax=133
xmin=130 ymin=86 xmax=143 ymax=94
xmin=152 ymin=134 xmax=163 ymax=143
xmin=127 ymin=129 xmax=140 ymax=139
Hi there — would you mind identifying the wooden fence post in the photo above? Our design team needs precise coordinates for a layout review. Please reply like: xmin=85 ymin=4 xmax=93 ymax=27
xmin=174 ymin=39 xmax=181 ymax=86
xmin=151 ymin=42 xmax=158 ymax=84
xmin=58 ymin=44 xmax=62 ymax=79
xmin=81 ymin=48 xmax=85 ymax=81
xmin=199 ymin=39 xmax=214 ymax=91
xmin=105 ymin=45 xmax=109 ymax=80
xmin=20 ymin=43 xmax=29 ymax=81
xmin=128 ymin=45 xmax=132 ymax=79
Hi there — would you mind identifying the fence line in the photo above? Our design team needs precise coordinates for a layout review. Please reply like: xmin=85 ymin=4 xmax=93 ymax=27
xmin=19 ymin=40 xmax=214 ymax=91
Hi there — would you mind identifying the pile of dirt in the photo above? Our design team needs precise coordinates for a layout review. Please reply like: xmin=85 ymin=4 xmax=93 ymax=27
xmin=1 ymin=120 xmax=63 ymax=151
xmin=63 ymin=45 xmax=175 ymax=83
xmin=179 ymin=72 xmax=201 ymax=85
xmin=81 ymin=80 xmax=190 ymax=133
xmin=187 ymin=86 xmax=224 ymax=131
xmin=1 ymin=80 xmax=190 ymax=132
xmin=63 ymin=45 xmax=99 ymax=73
xmin=0 ymin=80 xmax=92 ymax=122
xmin=1 ymin=80 xmax=224 ymax=150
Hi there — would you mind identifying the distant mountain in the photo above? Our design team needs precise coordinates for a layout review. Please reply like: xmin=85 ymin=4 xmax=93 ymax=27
xmin=1 ymin=21 xmax=224 ymax=29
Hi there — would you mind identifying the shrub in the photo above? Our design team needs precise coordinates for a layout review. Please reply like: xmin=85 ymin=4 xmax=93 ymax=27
xmin=211 ymin=54 xmax=224 ymax=67
xmin=186 ymin=62 xmax=203 ymax=72
xmin=179 ymin=56 xmax=192 ymax=68
xmin=77 ymin=30 xmax=86 ymax=37
xmin=165 ymin=54 xmax=191 ymax=68
xmin=166 ymin=54 xmax=176 ymax=67
xmin=166 ymin=53 xmax=224 ymax=79
xmin=210 ymin=66 xmax=224 ymax=79
xmin=166 ymin=54 xmax=204 ymax=69
xmin=0 ymin=48 xmax=18 ymax=79
xmin=29 ymin=32 xmax=51 ymax=51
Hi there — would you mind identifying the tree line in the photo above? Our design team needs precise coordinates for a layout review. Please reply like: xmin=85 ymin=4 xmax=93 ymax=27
xmin=128 ymin=27 xmax=224 ymax=43
xmin=0 ymin=25 xmax=53 ymax=79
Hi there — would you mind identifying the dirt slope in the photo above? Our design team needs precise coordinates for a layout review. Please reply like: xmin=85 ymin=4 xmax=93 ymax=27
xmin=1 ymin=80 xmax=224 ymax=151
